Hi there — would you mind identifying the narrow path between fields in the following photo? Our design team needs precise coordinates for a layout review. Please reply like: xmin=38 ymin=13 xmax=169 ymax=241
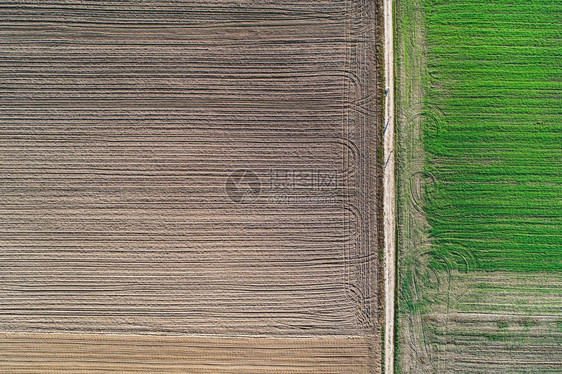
xmin=383 ymin=0 xmax=396 ymax=372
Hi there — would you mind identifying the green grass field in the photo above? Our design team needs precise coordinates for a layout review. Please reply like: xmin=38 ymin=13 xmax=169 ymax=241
xmin=396 ymin=0 xmax=562 ymax=372
xmin=424 ymin=0 xmax=561 ymax=273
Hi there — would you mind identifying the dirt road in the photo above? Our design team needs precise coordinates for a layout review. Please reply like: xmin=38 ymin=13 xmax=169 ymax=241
xmin=383 ymin=0 xmax=396 ymax=372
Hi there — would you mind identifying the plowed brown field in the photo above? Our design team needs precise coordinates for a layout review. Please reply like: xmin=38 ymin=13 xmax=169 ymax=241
xmin=0 ymin=0 xmax=385 ymax=372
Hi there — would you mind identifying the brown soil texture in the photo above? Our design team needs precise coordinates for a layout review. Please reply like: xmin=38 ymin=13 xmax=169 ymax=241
xmin=0 ymin=0 xmax=384 ymax=371
xmin=0 ymin=333 xmax=378 ymax=373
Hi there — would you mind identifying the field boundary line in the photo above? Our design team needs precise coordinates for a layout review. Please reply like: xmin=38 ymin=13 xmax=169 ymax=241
xmin=383 ymin=0 xmax=396 ymax=372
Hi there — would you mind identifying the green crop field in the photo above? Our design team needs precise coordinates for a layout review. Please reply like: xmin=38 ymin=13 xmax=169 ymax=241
xmin=424 ymin=0 xmax=561 ymax=273
xmin=396 ymin=0 xmax=561 ymax=372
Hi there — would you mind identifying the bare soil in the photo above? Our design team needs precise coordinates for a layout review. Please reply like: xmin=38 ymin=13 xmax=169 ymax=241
xmin=0 ymin=0 xmax=385 ymax=372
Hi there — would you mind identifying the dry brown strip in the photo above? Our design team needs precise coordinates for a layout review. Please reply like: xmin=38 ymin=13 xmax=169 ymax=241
xmin=0 ymin=333 xmax=375 ymax=373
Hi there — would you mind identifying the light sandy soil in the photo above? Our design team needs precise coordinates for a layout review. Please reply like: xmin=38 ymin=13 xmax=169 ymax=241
xmin=383 ymin=0 xmax=396 ymax=372
xmin=0 ymin=333 xmax=376 ymax=373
